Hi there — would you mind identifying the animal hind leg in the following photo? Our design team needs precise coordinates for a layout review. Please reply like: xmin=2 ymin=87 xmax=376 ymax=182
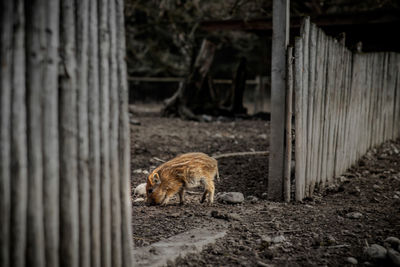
xmin=200 ymin=180 xmax=215 ymax=204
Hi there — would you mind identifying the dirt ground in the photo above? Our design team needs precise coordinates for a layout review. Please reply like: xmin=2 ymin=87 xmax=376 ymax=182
xmin=129 ymin=103 xmax=400 ymax=266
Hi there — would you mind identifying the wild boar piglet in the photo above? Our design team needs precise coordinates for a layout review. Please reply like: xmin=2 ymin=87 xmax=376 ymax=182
xmin=146 ymin=152 xmax=219 ymax=206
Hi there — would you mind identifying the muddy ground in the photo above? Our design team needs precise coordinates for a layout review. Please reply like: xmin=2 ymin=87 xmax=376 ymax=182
xmin=129 ymin=103 xmax=400 ymax=266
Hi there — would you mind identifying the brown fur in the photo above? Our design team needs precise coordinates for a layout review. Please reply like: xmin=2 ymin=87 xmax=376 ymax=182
xmin=146 ymin=152 xmax=219 ymax=206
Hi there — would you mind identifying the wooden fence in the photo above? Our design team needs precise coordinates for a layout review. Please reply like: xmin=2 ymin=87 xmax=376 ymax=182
xmin=289 ymin=17 xmax=400 ymax=201
xmin=0 ymin=0 xmax=133 ymax=266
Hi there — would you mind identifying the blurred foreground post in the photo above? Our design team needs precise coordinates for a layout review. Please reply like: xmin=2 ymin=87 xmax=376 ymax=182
xmin=268 ymin=0 xmax=290 ymax=200
xmin=0 ymin=0 xmax=133 ymax=266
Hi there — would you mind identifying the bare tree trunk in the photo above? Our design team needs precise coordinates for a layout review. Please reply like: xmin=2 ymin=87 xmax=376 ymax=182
xmin=0 ymin=0 xmax=133 ymax=266
xmin=162 ymin=39 xmax=217 ymax=119
xmin=227 ymin=57 xmax=247 ymax=114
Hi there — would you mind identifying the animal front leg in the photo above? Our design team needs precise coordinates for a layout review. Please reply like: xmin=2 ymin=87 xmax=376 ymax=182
xmin=160 ymin=189 xmax=177 ymax=206
xmin=178 ymin=187 xmax=186 ymax=205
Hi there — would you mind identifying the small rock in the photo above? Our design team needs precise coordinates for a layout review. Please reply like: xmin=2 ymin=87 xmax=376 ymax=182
xmin=133 ymin=197 xmax=145 ymax=203
xmin=130 ymin=118 xmax=141 ymax=125
xmin=218 ymin=192 xmax=244 ymax=204
xmin=349 ymin=186 xmax=361 ymax=196
xmin=394 ymin=195 xmax=400 ymax=199
xmin=261 ymin=192 xmax=268 ymax=199
xmin=247 ymin=195 xmax=259 ymax=203
xmin=346 ymin=212 xmax=363 ymax=219
xmin=257 ymin=261 xmax=274 ymax=267
xmin=201 ymin=114 xmax=213 ymax=122
xmin=364 ymin=244 xmax=387 ymax=261
xmin=388 ymin=248 xmax=400 ymax=266
xmin=384 ymin=237 xmax=400 ymax=249
xmin=373 ymin=184 xmax=381 ymax=191
xmin=210 ymin=210 xmax=229 ymax=221
xmin=345 ymin=257 xmax=358 ymax=265
xmin=261 ymin=235 xmax=286 ymax=244
xmin=228 ymin=213 xmax=242 ymax=221
xmin=339 ymin=176 xmax=349 ymax=183
xmin=133 ymin=183 xmax=147 ymax=197
xmin=210 ymin=210 xmax=240 ymax=222
xmin=258 ymin=134 xmax=268 ymax=139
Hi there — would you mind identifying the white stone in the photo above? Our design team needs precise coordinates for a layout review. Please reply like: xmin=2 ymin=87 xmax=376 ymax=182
xmin=218 ymin=192 xmax=244 ymax=204
xmin=345 ymin=257 xmax=358 ymax=265
xmin=134 ymin=183 xmax=147 ymax=197
xmin=261 ymin=235 xmax=286 ymax=244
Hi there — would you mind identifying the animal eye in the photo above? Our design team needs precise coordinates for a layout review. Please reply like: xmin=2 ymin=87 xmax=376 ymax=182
xmin=148 ymin=188 xmax=153 ymax=194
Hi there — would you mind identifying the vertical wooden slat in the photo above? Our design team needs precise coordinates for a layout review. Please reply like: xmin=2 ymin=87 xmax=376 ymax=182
xmin=394 ymin=54 xmax=400 ymax=138
xmin=109 ymin=0 xmax=122 ymax=265
xmin=88 ymin=0 xmax=101 ymax=266
xmin=390 ymin=52 xmax=396 ymax=139
xmin=269 ymin=0 xmax=290 ymax=200
xmin=284 ymin=47 xmax=293 ymax=202
xmin=98 ymin=0 xmax=112 ymax=266
xmin=59 ymin=0 xmax=79 ymax=266
xmin=42 ymin=0 xmax=60 ymax=266
xmin=9 ymin=1 xmax=28 ymax=266
xmin=332 ymin=41 xmax=344 ymax=178
xmin=294 ymin=36 xmax=304 ymax=201
xmin=76 ymin=0 xmax=90 ymax=266
xmin=314 ymin=28 xmax=325 ymax=189
xmin=0 ymin=1 xmax=13 ymax=266
xmin=343 ymin=50 xmax=353 ymax=172
xmin=301 ymin=17 xmax=310 ymax=197
xmin=320 ymin=38 xmax=331 ymax=188
xmin=116 ymin=0 xmax=134 ymax=265
xmin=307 ymin=23 xmax=317 ymax=195
xmin=26 ymin=0 xmax=46 ymax=265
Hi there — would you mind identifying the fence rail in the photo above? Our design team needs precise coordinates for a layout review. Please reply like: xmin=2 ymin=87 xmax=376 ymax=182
xmin=128 ymin=76 xmax=259 ymax=85
xmin=290 ymin=17 xmax=400 ymax=201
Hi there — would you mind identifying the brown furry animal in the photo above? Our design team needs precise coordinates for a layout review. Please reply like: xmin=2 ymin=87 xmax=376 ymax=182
xmin=146 ymin=152 xmax=219 ymax=206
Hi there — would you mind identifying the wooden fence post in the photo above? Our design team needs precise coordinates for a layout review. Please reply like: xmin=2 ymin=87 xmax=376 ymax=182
xmin=284 ymin=47 xmax=293 ymax=202
xmin=269 ymin=0 xmax=290 ymax=200
xmin=294 ymin=36 xmax=304 ymax=201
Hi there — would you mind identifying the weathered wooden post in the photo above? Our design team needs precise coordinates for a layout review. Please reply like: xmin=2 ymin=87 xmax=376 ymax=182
xmin=268 ymin=0 xmax=290 ymax=200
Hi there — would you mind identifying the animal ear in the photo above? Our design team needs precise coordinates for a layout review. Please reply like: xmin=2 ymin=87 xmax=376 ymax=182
xmin=153 ymin=173 xmax=161 ymax=184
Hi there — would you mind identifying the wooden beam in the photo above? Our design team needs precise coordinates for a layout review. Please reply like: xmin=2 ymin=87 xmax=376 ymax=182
xmin=268 ymin=0 xmax=290 ymax=200
xmin=200 ymin=11 xmax=400 ymax=32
